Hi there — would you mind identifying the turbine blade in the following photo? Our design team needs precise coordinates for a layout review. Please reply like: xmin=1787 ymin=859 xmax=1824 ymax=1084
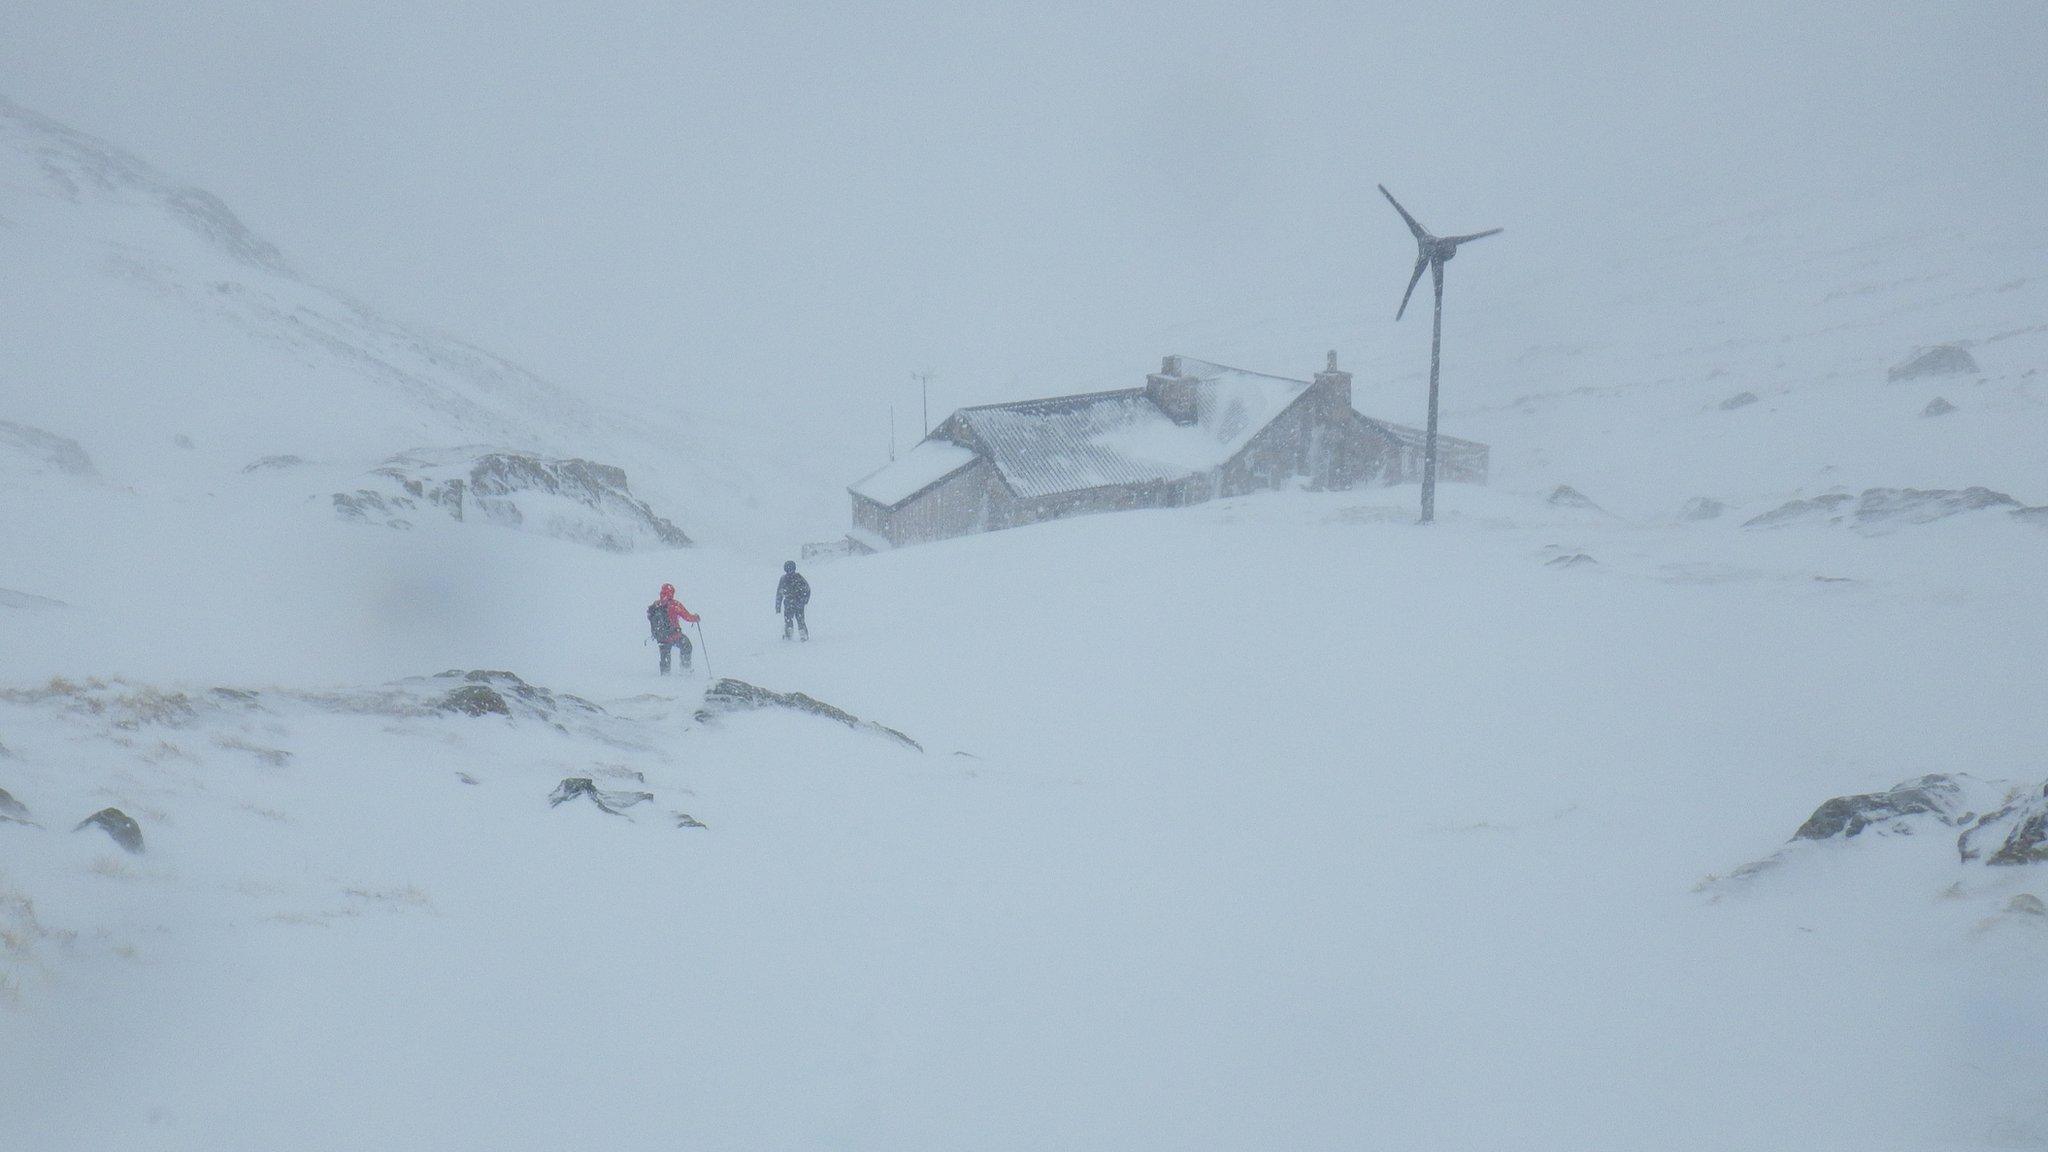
xmin=1396 ymin=253 xmax=1428 ymax=321
xmin=1445 ymin=227 xmax=1503 ymax=246
xmin=1378 ymin=184 xmax=1431 ymax=242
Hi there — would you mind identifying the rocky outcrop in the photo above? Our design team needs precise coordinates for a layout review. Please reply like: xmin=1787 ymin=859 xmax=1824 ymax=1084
xmin=1958 ymin=782 xmax=2048 ymax=866
xmin=1792 ymin=774 xmax=1993 ymax=841
xmin=1888 ymin=344 xmax=1978 ymax=382
xmin=1718 ymin=391 xmax=1759 ymax=410
xmin=73 ymin=807 xmax=144 ymax=853
xmin=429 ymin=670 xmax=601 ymax=723
xmin=1921 ymin=397 xmax=1957 ymax=417
xmin=333 ymin=450 xmax=690 ymax=552
xmin=1744 ymin=487 xmax=2022 ymax=531
xmin=548 ymin=777 xmax=655 ymax=816
xmin=696 ymin=678 xmax=923 ymax=752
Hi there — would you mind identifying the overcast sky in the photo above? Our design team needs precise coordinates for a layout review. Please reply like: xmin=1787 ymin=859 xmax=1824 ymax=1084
xmin=4 ymin=1 xmax=2043 ymax=422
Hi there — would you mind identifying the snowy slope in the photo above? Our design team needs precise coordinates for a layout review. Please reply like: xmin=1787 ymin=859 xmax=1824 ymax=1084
xmin=2 ymin=101 xmax=2047 ymax=1152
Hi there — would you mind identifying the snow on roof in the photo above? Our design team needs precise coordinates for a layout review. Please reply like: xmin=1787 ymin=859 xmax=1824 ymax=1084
xmin=849 ymin=438 xmax=979 ymax=508
xmin=956 ymin=358 xmax=1315 ymax=500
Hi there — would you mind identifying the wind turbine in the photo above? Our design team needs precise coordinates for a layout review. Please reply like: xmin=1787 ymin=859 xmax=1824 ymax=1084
xmin=1379 ymin=184 xmax=1500 ymax=524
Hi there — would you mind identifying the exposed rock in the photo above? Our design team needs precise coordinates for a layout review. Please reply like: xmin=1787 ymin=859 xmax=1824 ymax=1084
xmin=1744 ymin=487 xmax=2021 ymax=531
xmin=1921 ymin=397 xmax=1956 ymax=417
xmin=1959 ymin=781 xmax=2048 ymax=866
xmin=548 ymin=777 xmax=655 ymax=816
xmin=333 ymin=450 xmax=690 ymax=552
xmin=697 ymin=678 xmax=923 ymax=752
xmin=242 ymin=454 xmax=306 ymax=472
xmin=1888 ymin=344 xmax=1978 ymax=382
xmin=431 ymin=670 xmax=600 ymax=720
xmin=73 ymin=807 xmax=144 ymax=853
xmin=456 ymin=772 xmax=479 ymax=786
xmin=1546 ymin=553 xmax=1597 ymax=569
xmin=0 ymin=419 xmax=95 ymax=477
xmin=675 ymin=812 xmax=708 ymax=829
xmin=1718 ymin=391 xmax=1759 ymax=410
xmin=1793 ymin=774 xmax=1990 ymax=841
xmin=2014 ymin=507 xmax=2048 ymax=529
xmin=438 ymin=684 xmax=510 ymax=717
xmin=2007 ymin=893 xmax=2046 ymax=916
xmin=1547 ymin=485 xmax=1603 ymax=512
xmin=1678 ymin=497 xmax=1725 ymax=521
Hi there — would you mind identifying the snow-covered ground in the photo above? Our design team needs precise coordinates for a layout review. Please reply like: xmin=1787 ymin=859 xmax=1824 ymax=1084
xmin=4 ymin=98 xmax=2048 ymax=1151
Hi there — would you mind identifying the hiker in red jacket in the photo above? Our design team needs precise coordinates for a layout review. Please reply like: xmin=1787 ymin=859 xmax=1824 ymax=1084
xmin=646 ymin=582 xmax=701 ymax=675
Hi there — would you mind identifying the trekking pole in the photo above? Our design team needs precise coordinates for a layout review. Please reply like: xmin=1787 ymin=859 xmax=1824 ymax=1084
xmin=695 ymin=620 xmax=712 ymax=680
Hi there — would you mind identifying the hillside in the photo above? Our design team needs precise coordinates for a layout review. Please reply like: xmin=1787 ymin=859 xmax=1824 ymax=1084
xmin=2 ymin=100 xmax=2046 ymax=1152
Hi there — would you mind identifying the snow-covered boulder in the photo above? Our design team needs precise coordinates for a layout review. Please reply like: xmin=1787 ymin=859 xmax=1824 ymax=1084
xmin=1547 ymin=484 xmax=1604 ymax=512
xmin=1922 ymin=397 xmax=1957 ymax=417
xmin=1888 ymin=344 xmax=1979 ymax=382
xmin=332 ymin=449 xmax=691 ymax=552
xmin=547 ymin=777 xmax=655 ymax=817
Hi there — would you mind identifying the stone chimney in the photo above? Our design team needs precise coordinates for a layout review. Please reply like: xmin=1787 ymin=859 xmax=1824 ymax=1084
xmin=1313 ymin=349 xmax=1352 ymax=416
xmin=1145 ymin=354 xmax=1200 ymax=425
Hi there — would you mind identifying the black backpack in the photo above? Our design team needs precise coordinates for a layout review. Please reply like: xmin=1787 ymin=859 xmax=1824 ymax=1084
xmin=647 ymin=601 xmax=681 ymax=642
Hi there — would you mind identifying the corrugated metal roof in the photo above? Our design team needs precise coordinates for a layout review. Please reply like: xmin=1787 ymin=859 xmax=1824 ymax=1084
xmin=848 ymin=438 xmax=979 ymax=508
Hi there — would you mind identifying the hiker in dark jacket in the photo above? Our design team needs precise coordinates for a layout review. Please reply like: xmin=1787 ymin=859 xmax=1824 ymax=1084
xmin=775 ymin=561 xmax=811 ymax=641
xmin=647 ymin=582 xmax=700 ymax=674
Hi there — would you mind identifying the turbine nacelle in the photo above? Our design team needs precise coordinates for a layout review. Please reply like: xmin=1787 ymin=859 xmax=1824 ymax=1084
xmin=1379 ymin=184 xmax=1500 ymax=321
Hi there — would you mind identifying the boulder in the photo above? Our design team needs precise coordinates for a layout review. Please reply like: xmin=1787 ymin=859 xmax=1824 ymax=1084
xmin=1718 ymin=391 xmax=1760 ymax=410
xmin=548 ymin=777 xmax=655 ymax=816
xmin=1921 ymin=397 xmax=1956 ymax=417
xmin=1888 ymin=344 xmax=1978 ymax=382
xmin=2007 ymin=893 xmax=2046 ymax=916
xmin=73 ymin=807 xmax=144 ymax=853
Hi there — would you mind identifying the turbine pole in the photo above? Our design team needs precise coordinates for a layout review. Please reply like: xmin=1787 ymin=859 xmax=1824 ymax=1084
xmin=1422 ymin=263 xmax=1444 ymax=524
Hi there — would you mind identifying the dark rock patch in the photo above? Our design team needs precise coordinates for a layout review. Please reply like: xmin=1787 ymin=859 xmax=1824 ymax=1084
xmin=1718 ymin=391 xmax=1760 ymax=410
xmin=1921 ymin=397 xmax=1956 ymax=417
xmin=1888 ymin=344 xmax=1978 ymax=382
xmin=1678 ymin=497 xmax=1725 ymax=521
xmin=548 ymin=777 xmax=655 ymax=816
xmin=0 ymin=419 xmax=96 ymax=477
xmin=431 ymin=669 xmax=600 ymax=719
xmin=697 ymin=678 xmax=923 ymax=752
xmin=438 ymin=684 xmax=510 ymax=717
xmin=675 ymin=812 xmax=708 ymax=830
xmin=242 ymin=454 xmax=306 ymax=472
xmin=2007 ymin=893 xmax=2046 ymax=916
xmin=73 ymin=807 xmax=144 ymax=853
xmin=1743 ymin=493 xmax=1854 ymax=528
xmin=1547 ymin=485 xmax=1603 ymax=512
xmin=1546 ymin=553 xmax=1598 ymax=569
xmin=0 ymin=786 xmax=37 ymax=828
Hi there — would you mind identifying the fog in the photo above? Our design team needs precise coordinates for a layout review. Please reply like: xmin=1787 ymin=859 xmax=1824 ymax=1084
xmin=7 ymin=1 xmax=2042 ymax=427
